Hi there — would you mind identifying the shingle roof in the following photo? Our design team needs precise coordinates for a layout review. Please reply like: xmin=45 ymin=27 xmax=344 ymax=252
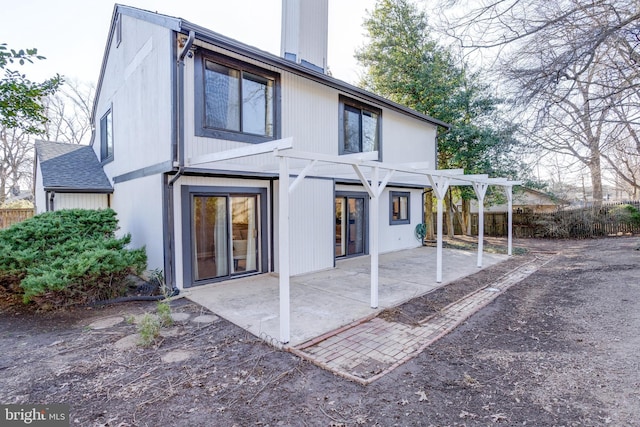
xmin=35 ymin=140 xmax=113 ymax=193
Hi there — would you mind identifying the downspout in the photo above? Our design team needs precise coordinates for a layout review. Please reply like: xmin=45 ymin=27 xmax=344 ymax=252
xmin=165 ymin=29 xmax=195 ymax=294
xmin=48 ymin=191 xmax=55 ymax=212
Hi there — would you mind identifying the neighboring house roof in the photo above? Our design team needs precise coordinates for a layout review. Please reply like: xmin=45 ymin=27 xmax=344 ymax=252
xmin=35 ymin=140 xmax=113 ymax=193
xmin=91 ymin=4 xmax=450 ymax=132
xmin=516 ymin=187 xmax=570 ymax=206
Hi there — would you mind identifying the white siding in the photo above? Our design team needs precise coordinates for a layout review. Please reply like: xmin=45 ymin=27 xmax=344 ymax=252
xmin=274 ymin=178 xmax=334 ymax=276
xmin=111 ymin=174 xmax=164 ymax=273
xmin=378 ymin=187 xmax=424 ymax=253
xmin=34 ymin=160 xmax=46 ymax=214
xmin=94 ymin=13 xmax=174 ymax=180
xmin=382 ymin=109 xmax=437 ymax=166
xmin=53 ymin=194 xmax=110 ymax=211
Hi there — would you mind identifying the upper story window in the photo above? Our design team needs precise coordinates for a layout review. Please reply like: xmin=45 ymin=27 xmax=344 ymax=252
xmin=390 ymin=191 xmax=410 ymax=225
xmin=196 ymin=52 xmax=279 ymax=143
xmin=339 ymin=96 xmax=381 ymax=159
xmin=115 ymin=13 xmax=122 ymax=47
xmin=100 ymin=108 xmax=113 ymax=163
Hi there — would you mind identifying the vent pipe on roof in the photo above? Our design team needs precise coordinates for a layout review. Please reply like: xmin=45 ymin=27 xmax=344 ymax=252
xmin=281 ymin=0 xmax=328 ymax=74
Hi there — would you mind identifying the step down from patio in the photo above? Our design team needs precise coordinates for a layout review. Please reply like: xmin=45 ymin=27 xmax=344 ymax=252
xmin=288 ymin=254 xmax=555 ymax=385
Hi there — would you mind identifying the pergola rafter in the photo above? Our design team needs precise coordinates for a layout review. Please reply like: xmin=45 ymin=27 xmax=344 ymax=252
xmin=187 ymin=138 xmax=520 ymax=344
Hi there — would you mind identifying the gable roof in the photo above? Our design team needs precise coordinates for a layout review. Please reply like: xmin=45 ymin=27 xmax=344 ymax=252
xmin=518 ymin=187 xmax=570 ymax=205
xmin=35 ymin=141 xmax=113 ymax=193
xmin=92 ymin=4 xmax=450 ymax=131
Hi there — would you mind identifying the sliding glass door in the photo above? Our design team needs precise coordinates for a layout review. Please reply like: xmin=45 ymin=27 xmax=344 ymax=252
xmin=335 ymin=192 xmax=367 ymax=258
xmin=192 ymin=194 xmax=259 ymax=281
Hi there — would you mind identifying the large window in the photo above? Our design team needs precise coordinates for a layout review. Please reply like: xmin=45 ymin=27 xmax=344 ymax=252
xmin=339 ymin=96 xmax=381 ymax=159
xmin=196 ymin=53 xmax=278 ymax=143
xmin=100 ymin=109 xmax=113 ymax=162
xmin=390 ymin=191 xmax=410 ymax=225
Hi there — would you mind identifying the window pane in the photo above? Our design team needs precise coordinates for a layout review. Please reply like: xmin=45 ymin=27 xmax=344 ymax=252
xmin=204 ymin=61 xmax=240 ymax=131
xmin=101 ymin=110 xmax=113 ymax=161
xmin=231 ymin=196 xmax=259 ymax=273
xmin=392 ymin=196 xmax=400 ymax=220
xmin=335 ymin=198 xmax=346 ymax=257
xmin=343 ymin=105 xmax=361 ymax=153
xmin=362 ymin=111 xmax=378 ymax=152
xmin=350 ymin=198 xmax=365 ymax=254
xmin=399 ymin=196 xmax=408 ymax=219
xmin=242 ymin=73 xmax=273 ymax=136
xmin=193 ymin=196 xmax=228 ymax=280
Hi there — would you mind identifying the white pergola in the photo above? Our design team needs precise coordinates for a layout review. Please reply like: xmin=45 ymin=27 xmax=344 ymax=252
xmin=189 ymin=138 xmax=521 ymax=344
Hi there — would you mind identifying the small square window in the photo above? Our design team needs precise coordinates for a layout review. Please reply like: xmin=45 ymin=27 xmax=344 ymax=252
xmin=390 ymin=191 xmax=410 ymax=225
xmin=100 ymin=109 xmax=113 ymax=162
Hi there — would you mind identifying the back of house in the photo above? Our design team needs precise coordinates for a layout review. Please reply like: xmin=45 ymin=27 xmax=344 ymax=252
xmin=34 ymin=1 xmax=446 ymax=290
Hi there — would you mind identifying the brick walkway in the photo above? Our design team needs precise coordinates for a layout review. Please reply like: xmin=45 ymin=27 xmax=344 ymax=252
xmin=289 ymin=254 xmax=555 ymax=384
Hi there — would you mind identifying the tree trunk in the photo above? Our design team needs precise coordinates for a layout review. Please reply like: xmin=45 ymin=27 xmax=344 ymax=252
xmin=424 ymin=189 xmax=434 ymax=240
xmin=446 ymin=189 xmax=454 ymax=237
xmin=462 ymin=198 xmax=471 ymax=235
xmin=589 ymin=151 xmax=603 ymax=207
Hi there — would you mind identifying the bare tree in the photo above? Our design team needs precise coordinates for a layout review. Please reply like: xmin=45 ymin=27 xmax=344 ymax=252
xmin=0 ymin=126 xmax=32 ymax=205
xmin=43 ymin=79 xmax=94 ymax=145
xmin=0 ymin=79 xmax=94 ymax=203
xmin=436 ymin=0 xmax=640 ymax=204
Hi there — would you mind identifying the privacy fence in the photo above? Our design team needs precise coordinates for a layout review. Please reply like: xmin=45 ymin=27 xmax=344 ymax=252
xmin=0 ymin=209 xmax=35 ymax=230
xmin=434 ymin=202 xmax=640 ymax=239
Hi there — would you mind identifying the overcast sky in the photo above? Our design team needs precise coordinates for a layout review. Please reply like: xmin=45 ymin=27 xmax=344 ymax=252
xmin=1 ymin=0 xmax=375 ymax=86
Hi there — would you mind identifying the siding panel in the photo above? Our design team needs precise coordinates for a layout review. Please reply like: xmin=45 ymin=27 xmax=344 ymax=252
xmin=54 ymin=194 xmax=109 ymax=211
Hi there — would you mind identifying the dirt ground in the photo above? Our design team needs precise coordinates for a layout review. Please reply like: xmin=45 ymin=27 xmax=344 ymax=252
xmin=1 ymin=237 xmax=639 ymax=427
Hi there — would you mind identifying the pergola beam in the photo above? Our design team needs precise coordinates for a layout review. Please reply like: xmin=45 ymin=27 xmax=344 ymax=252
xmin=188 ymin=137 xmax=293 ymax=166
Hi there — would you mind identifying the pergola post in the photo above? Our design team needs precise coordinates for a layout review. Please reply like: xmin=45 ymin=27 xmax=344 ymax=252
xmin=370 ymin=166 xmax=379 ymax=308
xmin=472 ymin=182 xmax=489 ymax=268
xmin=505 ymin=185 xmax=513 ymax=256
xmin=278 ymin=155 xmax=290 ymax=344
xmin=428 ymin=175 xmax=451 ymax=283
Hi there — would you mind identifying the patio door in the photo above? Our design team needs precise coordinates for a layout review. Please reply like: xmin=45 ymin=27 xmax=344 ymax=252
xmin=335 ymin=192 xmax=367 ymax=258
xmin=192 ymin=194 xmax=260 ymax=282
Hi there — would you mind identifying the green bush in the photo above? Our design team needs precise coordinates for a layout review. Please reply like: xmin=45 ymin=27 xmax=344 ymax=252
xmin=0 ymin=209 xmax=146 ymax=309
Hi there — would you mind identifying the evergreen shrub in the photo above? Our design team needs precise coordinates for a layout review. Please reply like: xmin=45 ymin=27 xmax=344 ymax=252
xmin=0 ymin=209 xmax=146 ymax=309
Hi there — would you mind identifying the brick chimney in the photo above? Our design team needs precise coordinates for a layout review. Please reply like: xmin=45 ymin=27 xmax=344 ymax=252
xmin=281 ymin=0 xmax=328 ymax=74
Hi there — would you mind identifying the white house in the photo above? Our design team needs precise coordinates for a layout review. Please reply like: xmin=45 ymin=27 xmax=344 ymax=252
xmin=34 ymin=3 xmax=518 ymax=342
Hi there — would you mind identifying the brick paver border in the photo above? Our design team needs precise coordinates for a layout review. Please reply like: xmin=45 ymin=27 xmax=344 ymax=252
xmin=288 ymin=254 xmax=556 ymax=385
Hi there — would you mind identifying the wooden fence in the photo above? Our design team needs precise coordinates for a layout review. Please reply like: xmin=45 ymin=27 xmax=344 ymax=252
xmin=433 ymin=201 xmax=640 ymax=239
xmin=0 ymin=209 xmax=34 ymax=230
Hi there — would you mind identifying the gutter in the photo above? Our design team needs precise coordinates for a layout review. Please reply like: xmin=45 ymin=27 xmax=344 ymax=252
xmin=164 ymin=29 xmax=195 ymax=293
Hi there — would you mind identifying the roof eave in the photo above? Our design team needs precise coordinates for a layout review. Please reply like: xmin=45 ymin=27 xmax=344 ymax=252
xmin=179 ymin=19 xmax=450 ymax=129
xmin=43 ymin=187 xmax=114 ymax=194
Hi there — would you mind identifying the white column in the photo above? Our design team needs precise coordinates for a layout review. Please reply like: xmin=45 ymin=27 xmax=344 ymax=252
xmin=436 ymin=196 xmax=444 ymax=283
xmin=278 ymin=156 xmax=290 ymax=344
xmin=472 ymin=182 xmax=489 ymax=268
xmin=370 ymin=166 xmax=379 ymax=308
xmin=428 ymin=175 xmax=450 ymax=283
xmin=505 ymin=185 xmax=513 ymax=256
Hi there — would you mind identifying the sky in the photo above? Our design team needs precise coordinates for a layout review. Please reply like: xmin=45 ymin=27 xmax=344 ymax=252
xmin=1 ymin=0 xmax=375 ymax=86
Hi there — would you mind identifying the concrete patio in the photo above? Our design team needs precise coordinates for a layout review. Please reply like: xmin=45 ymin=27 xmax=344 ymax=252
xmin=184 ymin=246 xmax=507 ymax=346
